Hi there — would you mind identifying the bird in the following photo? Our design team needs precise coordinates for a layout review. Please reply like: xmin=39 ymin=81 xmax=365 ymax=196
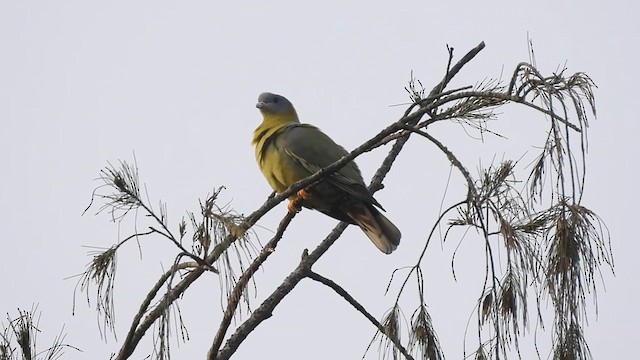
xmin=252 ymin=92 xmax=401 ymax=254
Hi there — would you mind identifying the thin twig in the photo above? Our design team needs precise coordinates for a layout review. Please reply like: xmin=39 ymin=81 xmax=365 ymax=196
xmin=428 ymin=41 xmax=486 ymax=99
xmin=307 ymin=271 xmax=415 ymax=360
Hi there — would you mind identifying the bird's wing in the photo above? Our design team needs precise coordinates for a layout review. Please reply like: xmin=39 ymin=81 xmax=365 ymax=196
xmin=279 ymin=124 xmax=383 ymax=209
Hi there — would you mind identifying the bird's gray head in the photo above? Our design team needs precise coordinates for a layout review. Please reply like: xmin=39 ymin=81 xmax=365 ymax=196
xmin=256 ymin=92 xmax=297 ymax=117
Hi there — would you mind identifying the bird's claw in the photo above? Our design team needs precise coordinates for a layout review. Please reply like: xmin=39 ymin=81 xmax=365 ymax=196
xmin=287 ymin=199 xmax=301 ymax=213
xmin=297 ymin=189 xmax=311 ymax=200
xmin=287 ymin=189 xmax=310 ymax=213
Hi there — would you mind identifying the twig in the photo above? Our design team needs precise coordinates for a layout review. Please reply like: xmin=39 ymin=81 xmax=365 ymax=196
xmin=398 ymin=125 xmax=475 ymax=192
xmin=428 ymin=41 xmax=486 ymax=99
xmin=307 ymin=271 xmax=415 ymax=360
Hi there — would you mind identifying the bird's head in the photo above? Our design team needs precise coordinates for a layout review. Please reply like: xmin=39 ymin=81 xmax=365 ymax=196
xmin=256 ymin=92 xmax=299 ymax=123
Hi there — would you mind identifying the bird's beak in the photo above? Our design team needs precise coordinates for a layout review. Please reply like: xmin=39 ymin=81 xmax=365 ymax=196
xmin=256 ymin=102 xmax=265 ymax=109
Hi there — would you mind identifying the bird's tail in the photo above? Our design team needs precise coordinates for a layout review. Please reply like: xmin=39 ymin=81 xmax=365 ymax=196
xmin=347 ymin=207 xmax=401 ymax=254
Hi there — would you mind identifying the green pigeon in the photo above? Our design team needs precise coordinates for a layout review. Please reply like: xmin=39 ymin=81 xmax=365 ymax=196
xmin=252 ymin=92 xmax=401 ymax=254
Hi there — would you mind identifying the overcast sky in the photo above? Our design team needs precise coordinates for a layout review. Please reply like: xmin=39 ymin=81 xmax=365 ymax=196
xmin=1 ymin=1 xmax=637 ymax=359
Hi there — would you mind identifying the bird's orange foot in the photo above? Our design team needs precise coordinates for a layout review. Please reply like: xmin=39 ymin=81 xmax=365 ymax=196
xmin=297 ymin=189 xmax=311 ymax=200
xmin=287 ymin=189 xmax=311 ymax=213
xmin=287 ymin=198 xmax=301 ymax=213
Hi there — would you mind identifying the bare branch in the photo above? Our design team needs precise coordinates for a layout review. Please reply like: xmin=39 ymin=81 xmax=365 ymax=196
xmin=306 ymin=271 xmax=415 ymax=360
xmin=207 ymin=211 xmax=296 ymax=359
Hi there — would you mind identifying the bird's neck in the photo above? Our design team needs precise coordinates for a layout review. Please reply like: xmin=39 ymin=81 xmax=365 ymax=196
xmin=252 ymin=111 xmax=299 ymax=166
xmin=251 ymin=110 xmax=299 ymax=147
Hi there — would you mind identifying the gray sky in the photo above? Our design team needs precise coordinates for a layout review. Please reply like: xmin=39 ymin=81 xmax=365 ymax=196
xmin=1 ymin=1 xmax=636 ymax=359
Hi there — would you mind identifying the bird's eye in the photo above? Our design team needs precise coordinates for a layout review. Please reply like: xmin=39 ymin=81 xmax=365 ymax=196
xmin=273 ymin=97 xmax=279 ymax=103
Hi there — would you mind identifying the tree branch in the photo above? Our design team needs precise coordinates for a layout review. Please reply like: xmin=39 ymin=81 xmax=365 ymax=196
xmin=213 ymin=42 xmax=488 ymax=360
xmin=207 ymin=211 xmax=296 ymax=359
